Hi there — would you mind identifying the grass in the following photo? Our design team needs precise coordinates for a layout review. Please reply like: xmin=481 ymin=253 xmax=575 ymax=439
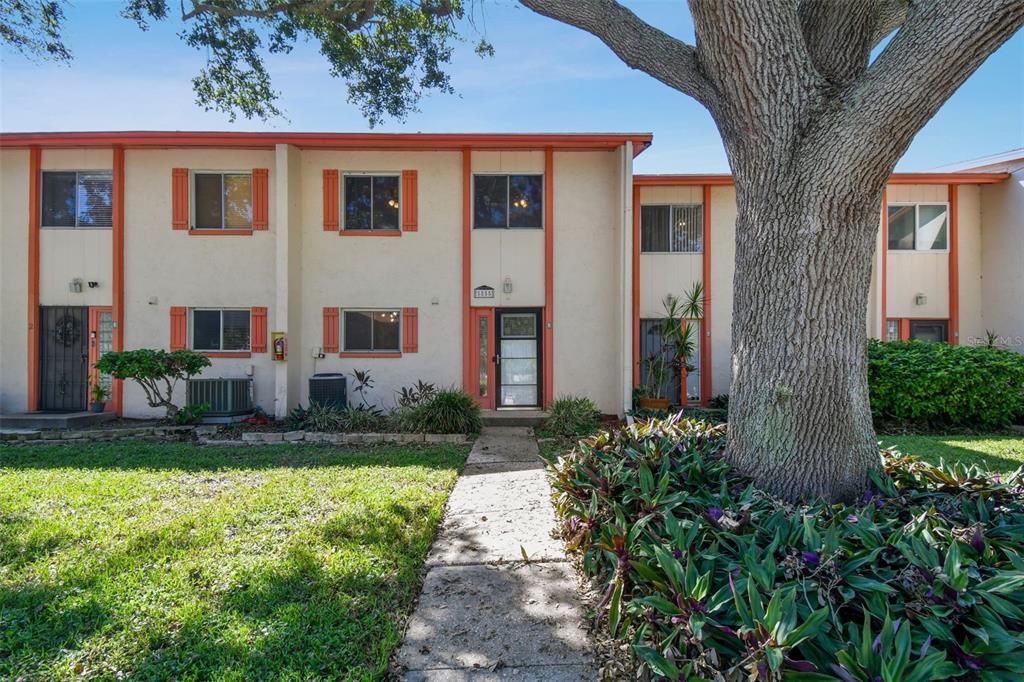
xmin=0 ymin=441 xmax=469 ymax=681
xmin=880 ymin=434 xmax=1024 ymax=473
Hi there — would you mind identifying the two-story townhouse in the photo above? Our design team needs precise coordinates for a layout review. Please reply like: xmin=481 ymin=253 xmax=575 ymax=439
xmin=0 ymin=132 xmax=1017 ymax=420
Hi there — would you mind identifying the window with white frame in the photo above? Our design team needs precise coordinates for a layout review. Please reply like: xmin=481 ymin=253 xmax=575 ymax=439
xmin=193 ymin=172 xmax=252 ymax=229
xmin=641 ymin=204 xmax=703 ymax=253
xmin=41 ymin=171 xmax=113 ymax=228
xmin=343 ymin=310 xmax=401 ymax=352
xmin=473 ymin=174 xmax=543 ymax=228
xmin=887 ymin=203 xmax=948 ymax=251
xmin=343 ymin=174 xmax=400 ymax=230
xmin=191 ymin=309 xmax=251 ymax=351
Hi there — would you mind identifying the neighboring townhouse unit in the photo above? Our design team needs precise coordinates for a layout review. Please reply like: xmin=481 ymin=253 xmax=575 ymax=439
xmin=0 ymin=132 xmax=1017 ymax=419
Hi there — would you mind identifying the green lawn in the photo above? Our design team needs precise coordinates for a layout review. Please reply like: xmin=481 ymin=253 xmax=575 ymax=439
xmin=0 ymin=442 xmax=468 ymax=681
xmin=880 ymin=434 xmax=1024 ymax=472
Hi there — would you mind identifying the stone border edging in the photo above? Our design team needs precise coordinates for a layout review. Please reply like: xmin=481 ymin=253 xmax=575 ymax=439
xmin=1 ymin=425 xmax=472 ymax=446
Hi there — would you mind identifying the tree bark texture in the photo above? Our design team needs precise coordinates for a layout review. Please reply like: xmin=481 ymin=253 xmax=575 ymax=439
xmin=522 ymin=0 xmax=1024 ymax=501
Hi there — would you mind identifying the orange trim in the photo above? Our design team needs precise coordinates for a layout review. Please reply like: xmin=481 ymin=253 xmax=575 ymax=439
xmin=27 ymin=146 xmax=40 ymax=412
xmin=323 ymin=169 xmax=339 ymax=231
xmin=631 ymin=184 xmax=641 ymax=390
xmin=402 ymin=170 xmax=419 ymax=231
xmin=171 ymin=168 xmax=189 ymax=229
xmin=402 ymin=307 xmax=419 ymax=353
xmin=112 ymin=146 xmax=125 ymax=414
xmin=700 ymin=185 xmax=712 ymax=405
xmin=900 ymin=318 xmax=911 ymax=341
xmin=202 ymin=351 xmax=252 ymax=359
xmin=880 ymin=189 xmax=888 ymax=339
xmin=188 ymin=229 xmax=253 ymax=236
xmin=948 ymin=185 xmax=960 ymax=345
xmin=169 ymin=307 xmax=187 ymax=350
xmin=251 ymin=306 xmax=268 ymax=353
xmin=339 ymin=230 xmax=402 ymax=237
xmin=322 ymin=307 xmax=339 ymax=354
xmin=252 ymin=168 xmax=269 ymax=230
xmin=634 ymin=172 xmax=1009 ymax=187
xmin=469 ymin=307 xmax=496 ymax=409
xmin=543 ymin=147 xmax=554 ymax=408
xmin=88 ymin=307 xmax=115 ymax=412
xmin=339 ymin=351 xmax=402 ymax=359
xmin=462 ymin=147 xmax=473 ymax=395
xmin=0 ymin=131 xmax=654 ymax=155
xmin=634 ymin=174 xmax=734 ymax=187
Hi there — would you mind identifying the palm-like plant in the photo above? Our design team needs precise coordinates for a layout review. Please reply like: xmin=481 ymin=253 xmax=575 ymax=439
xmin=641 ymin=282 xmax=704 ymax=401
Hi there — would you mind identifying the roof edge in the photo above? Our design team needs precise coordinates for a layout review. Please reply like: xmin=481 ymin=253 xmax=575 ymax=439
xmin=0 ymin=130 xmax=654 ymax=156
xmin=634 ymin=172 xmax=1010 ymax=186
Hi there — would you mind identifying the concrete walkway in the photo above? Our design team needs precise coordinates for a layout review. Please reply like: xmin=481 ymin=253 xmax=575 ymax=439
xmin=394 ymin=427 xmax=597 ymax=681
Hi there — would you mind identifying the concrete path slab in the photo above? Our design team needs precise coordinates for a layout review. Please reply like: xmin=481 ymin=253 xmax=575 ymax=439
xmin=395 ymin=427 xmax=596 ymax=680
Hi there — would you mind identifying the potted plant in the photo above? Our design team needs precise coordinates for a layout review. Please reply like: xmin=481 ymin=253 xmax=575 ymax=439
xmin=89 ymin=378 xmax=109 ymax=413
xmin=638 ymin=282 xmax=704 ymax=411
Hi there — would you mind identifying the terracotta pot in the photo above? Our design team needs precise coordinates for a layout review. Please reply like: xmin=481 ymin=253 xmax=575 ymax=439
xmin=638 ymin=396 xmax=670 ymax=411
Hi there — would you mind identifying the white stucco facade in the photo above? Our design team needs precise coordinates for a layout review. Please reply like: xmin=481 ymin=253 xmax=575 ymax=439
xmin=0 ymin=133 xmax=1019 ymax=418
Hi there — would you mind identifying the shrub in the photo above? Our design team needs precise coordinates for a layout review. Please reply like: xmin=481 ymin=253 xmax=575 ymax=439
xmin=174 ymin=402 xmax=208 ymax=425
xmin=412 ymin=388 xmax=481 ymax=434
xmin=549 ymin=415 xmax=1024 ymax=681
xmin=95 ymin=349 xmax=211 ymax=419
xmin=544 ymin=395 xmax=602 ymax=438
xmin=868 ymin=340 xmax=1024 ymax=427
xmin=288 ymin=402 xmax=346 ymax=432
xmin=342 ymin=406 xmax=388 ymax=433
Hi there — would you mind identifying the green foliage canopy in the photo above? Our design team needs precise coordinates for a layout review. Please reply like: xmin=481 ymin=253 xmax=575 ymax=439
xmin=3 ymin=0 xmax=490 ymax=125
xmin=95 ymin=348 xmax=211 ymax=417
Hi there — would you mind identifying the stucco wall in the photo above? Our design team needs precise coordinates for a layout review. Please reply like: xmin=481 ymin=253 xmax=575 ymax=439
xmin=0 ymin=149 xmax=29 ymax=413
xmin=708 ymin=186 xmax=737 ymax=398
xmin=957 ymin=185 xmax=984 ymax=344
xmin=885 ymin=185 xmax=951 ymax=319
xmin=296 ymin=149 xmax=463 ymax=410
xmin=980 ymin=168 xmax=1024 ymax=351
xmin=552 ymin=150 xmax=623 ymax=414
xmin=121 ymin=148 xmax=278 ymax=417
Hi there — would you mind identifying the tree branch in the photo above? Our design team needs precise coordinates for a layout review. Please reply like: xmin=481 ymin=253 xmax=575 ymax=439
xmin=518 ymin=0 xmax=716 ymax=107
xmin=808 ymin=0 xmax=1024 ymax=189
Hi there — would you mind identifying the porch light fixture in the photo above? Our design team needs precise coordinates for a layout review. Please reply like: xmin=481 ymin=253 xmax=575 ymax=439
xmin=503 ymin=276 xmax=513 ymax=294
xmin=69 ymin=278 xmax=83 ymax=293
xmin=914 ymin=293 xmax=928 ymax=306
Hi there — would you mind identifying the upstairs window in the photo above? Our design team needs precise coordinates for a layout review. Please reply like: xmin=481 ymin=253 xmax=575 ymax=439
xmin=474 ymin=174 xmax=543 ymax=228
xmin=191 ymin=309 xmax=251 ymax=351
xmin=194 ymin=172 xmax=252 ymax=229
xmin=343 ymin=310 xmax=400 ymax=352
xmin=344 ymin=175 xmax=400 ymax=230
xmin=41 ymin=171 xmax=113 ymax=228
xmin=888 ymin=203 xmax=948 ymax=251
xmin=641 ymin=204 xmax=703 ymax=253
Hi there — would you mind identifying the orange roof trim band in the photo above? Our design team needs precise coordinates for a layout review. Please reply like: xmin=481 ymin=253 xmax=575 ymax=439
xmin=635 ymin=172 xmax=1010 ymax=186
xmin=0 ymin=131 xmax=653 ymax=156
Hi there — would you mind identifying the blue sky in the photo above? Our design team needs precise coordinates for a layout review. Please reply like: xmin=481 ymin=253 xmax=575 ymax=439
xmin=1 ymin=1 xmax=1021 ymax=173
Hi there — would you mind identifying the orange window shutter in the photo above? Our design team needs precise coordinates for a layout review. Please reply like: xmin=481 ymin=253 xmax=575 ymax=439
xmin=323 ymin=307 xmax=340 ymax=353
xmin=402 ymin=170 xmax=418 ymax=231
xmin=323 ymin=169 xmax=339 ymax=231
xmin=252 ymin=168 xmax=269 ymax=230
xmin=170 ymin=306 xmax=188 ymax=350
xmin=171 ymin=168 xmax=189 ymax=230
xmin=251 ymin=307 xmax=268 ymax=352
xmin=402 ymin=307 xmax=419 ymax=353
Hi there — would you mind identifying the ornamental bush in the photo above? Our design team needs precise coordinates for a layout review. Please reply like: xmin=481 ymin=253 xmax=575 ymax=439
xmin=544 ymin=394 xmax=602 ymax=438
xmin=549 ymin=415 xmax=1024 ymax=681
xmin=95 ymin=349 xmax=210 ymax=419
xmin=867 ymin=340 xmax=1024 ymax=428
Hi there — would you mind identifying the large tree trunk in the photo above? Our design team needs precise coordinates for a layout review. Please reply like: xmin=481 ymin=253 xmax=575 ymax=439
xmin=724 ymin=167 xmax=882 ymax=501
xmin=521 ymin=0 xmax=1024 ymax=502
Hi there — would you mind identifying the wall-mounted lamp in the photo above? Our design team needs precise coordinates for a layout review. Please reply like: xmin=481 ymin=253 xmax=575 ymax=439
xmin=503 ymin=276 xmax=513 ymax=294
xmin=914 ymin=293 xmax=928 ymax=306
xmin=69 ymin=278 xmax=83 ymax=293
